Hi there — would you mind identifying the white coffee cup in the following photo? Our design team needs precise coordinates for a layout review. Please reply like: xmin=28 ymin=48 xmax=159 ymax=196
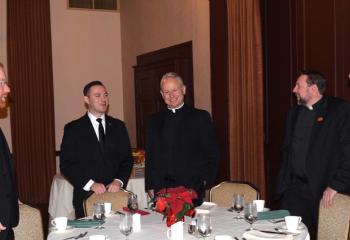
xmin=89 ymin=235 xmax=106 ymax=240
xmin=215 ymin=235 xmax=233 ymax=240
xmin=104 ymin=202 xmax=112 ymax=216
xmin=51 ymin=217 xmax=67 ymax=231
xmin=253 ymin=200 xmax=265 ymax=212
xmin=167 ymin=221 xmax=184 ymax=240
xmin=285 ymin=216 xmax=302 ymax=232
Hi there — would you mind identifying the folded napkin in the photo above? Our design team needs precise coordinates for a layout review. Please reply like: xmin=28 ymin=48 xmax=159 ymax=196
xmin=243 ymin=230 xmax=293 ymax=240
xmin=122 ymin=207 xmax=150 ymax=215
xmin=257 ymin=210 xmax=290 ymax=220
xmin=195 ymin=202 xmax=217 ymax=212
xmin=67 ymin=219 xmax=105 ymax=228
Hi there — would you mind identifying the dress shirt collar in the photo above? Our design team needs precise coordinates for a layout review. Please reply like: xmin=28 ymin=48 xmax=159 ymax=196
xmin=167 ymin=102 xmax=184 ymax=113
xmin=87 ymin=111 xmax=106 ymax=126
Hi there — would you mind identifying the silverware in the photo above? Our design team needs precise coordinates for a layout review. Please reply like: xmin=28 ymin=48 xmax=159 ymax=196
xmin=253 ymin=229 xmax=288 ymax=235
xmin=268 ymin=218 xmax=285 ymax=223
xmin=62 ymin=231 xmax=88 ymax=240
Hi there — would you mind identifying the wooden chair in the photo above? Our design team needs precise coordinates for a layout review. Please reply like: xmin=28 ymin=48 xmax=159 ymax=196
xmin=83 ymin=189 xmax=132 ymax=216
xmin=13 ymin=204 xmax=44 ymax=240
xmin=317 ymin=193 xmax=350 ymax=240
xmin=209 ymin=181 xmax=260 ymax=207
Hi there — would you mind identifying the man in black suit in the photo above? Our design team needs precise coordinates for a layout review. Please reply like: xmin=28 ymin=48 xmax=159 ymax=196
xmin=60 ymin=81 xmax=133 ymax=218
xmin=276 ymin=70 xmax=350 ymax=237
xmin=0 ymin=63 xmax=19 ymax=240
xmin=145 ymin=72 xmax=220 ymax=206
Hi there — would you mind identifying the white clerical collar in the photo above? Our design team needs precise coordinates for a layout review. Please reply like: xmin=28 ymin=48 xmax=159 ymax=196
xmin=168 ymin=102 xmax=184 ymax=113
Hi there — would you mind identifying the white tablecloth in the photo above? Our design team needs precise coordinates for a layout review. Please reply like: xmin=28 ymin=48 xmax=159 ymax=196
xmin=47 ymin=207 xmax=310 ymax=240
xmin=48 ymin=174 xmax=147 ymax=219
xmin=48 ymin=174 xmax=75 ymax=220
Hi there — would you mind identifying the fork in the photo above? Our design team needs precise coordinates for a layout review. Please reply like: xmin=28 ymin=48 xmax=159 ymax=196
xmin=63 ymin=231 xmax=88 ymax=240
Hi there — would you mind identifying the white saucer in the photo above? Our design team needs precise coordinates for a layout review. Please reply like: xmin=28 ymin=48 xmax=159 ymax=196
xmin=278 ymin=225 xmax=304 ymax=235
xmin=50 ymin=225 xmax=74 ymax=233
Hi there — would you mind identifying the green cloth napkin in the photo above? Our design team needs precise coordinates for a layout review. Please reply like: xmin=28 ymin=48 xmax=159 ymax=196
xmin=257 ymin=209 xmax=290 ymax=220
xmin=67 ymin=219 xmax=105 ymax=228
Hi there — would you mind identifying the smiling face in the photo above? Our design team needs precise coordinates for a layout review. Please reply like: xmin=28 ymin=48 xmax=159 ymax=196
xmin=84 ymin=85 xmax=109 ymax=117
xmin=0 ymin=66 xmax=10 ymax=108
xmin=160 ymin=77 xmax=186 ymax=109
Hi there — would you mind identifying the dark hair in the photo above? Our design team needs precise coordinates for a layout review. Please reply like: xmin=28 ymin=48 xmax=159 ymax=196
xmin=83 ymin=81 xmax=104 ymax=96
xmin=298 ymin=70 xmax=326 ymax=94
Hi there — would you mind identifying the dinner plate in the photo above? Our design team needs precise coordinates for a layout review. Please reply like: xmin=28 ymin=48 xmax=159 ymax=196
xmin=277 ymin=225 xmax=304 ymax=235
xmin=243 ymin=230 xmax=293 ymax=240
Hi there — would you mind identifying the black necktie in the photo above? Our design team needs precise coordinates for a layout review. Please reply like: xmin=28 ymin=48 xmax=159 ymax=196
xmin=96 ymin=118 xmax=105 ymax=147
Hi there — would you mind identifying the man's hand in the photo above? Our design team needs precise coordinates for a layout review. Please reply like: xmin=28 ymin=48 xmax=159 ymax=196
xmin=106 ymin=180 xmax=121 ymax=192
xmin=321 ymin=187 xmax=337 ymax=208
xmin=0 ymin=223 xmax=6 ymax=232
xmin=91 ymin=182 xmax=107 ymax=195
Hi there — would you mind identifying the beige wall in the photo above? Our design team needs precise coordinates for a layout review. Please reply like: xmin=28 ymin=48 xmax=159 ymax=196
xmin=120 ymin=0 xmax=211 ymax=147
xmin=50 ymin=1 xmax=124 ymax=150
xmin=0 ymin=0 xmax=12 ymax=151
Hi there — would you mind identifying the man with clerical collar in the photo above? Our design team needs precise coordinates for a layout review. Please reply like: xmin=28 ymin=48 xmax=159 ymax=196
xmin=276 ymin=70 xmax=350 ymax=238
xmin=0 ymin=63 xmax=19 ymax=240
xmin=60 ymin=81 xmax=133 ymax=218
xmin=145 ymin=72 xmax=220 ymax=206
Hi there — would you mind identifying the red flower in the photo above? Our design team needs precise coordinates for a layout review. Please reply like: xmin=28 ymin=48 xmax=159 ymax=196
xmin=155 ymin=186 xmax=197 ymax=226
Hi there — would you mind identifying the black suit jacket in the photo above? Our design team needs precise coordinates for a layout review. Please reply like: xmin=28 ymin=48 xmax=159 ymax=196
xmin=60 ymin=114 xmax=133 ymax=216
xmin=0 ymin=129 xmax=19 ymax=235
xmin=276 ymin=96 xmax=350 ymax=200
xmin=145 ymin=105 xmax=220 ymax=201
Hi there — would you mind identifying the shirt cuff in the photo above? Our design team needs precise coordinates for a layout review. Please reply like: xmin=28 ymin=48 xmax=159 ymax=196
xmin=83 ymin=179 xmax=94 ymax=191
xmin=114 ymin=179 xmax=124 ymax=188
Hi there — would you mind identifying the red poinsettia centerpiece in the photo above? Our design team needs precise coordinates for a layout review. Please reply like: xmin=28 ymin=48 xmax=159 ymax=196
xmin=155 ymin=186 xmax=197 ymax=227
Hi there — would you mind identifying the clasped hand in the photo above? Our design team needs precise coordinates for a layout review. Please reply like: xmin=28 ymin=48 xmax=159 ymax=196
xmin=91 ymin=180 xmax=121 ymax=194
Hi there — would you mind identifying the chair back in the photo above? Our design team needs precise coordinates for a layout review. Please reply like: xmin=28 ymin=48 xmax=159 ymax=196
xmin=84 ymin=189 xmax=132 ymax=216
xmin=209 ymin=181 xmax=260 ymax=207
xmin=13 ymin=204 xmax=44 ymax=240
xmin=317 ymin=193 xmax=350 ymax=240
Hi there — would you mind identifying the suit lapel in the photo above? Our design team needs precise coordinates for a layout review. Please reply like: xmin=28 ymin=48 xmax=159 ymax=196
xmin=82 ymin=114 xmax=102 ymax=152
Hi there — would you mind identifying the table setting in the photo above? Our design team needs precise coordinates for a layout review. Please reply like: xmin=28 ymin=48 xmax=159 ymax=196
xmin=47 ymin=187 xmax=310 ymax=240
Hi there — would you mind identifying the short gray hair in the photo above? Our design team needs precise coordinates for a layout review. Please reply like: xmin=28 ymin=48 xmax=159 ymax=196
xmin=160 ymin=72 xmax=184 ymax=87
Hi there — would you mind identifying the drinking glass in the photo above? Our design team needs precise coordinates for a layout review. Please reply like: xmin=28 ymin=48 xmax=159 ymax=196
xmin=119 ymin=213 xmax=133 ymax=240
xmin=244 ymin=203 xmax=258 ymax=230
xmin=127 ymin=194 xmax=139 ymax=213
xmin=197 ymin=213 xmax=212 ymax=240
xmin=233 ymin=194 xmax=245 ymax=219
xmin=93 ymin=202 xmax=105 ymax=229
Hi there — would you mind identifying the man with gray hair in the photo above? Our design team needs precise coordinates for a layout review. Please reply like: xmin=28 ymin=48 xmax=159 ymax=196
xmin=145 ymin=72 xmax=220 ymax=206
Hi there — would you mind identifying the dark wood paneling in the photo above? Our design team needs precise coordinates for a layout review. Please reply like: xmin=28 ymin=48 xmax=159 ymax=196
xmin=210 ymin=0 xmax=230 ymax=184
xmin=134 ymin=42 xmax=194 ymax=148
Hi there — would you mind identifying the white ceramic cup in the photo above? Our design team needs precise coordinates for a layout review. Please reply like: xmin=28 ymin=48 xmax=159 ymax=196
xmin=104 ymin=202 xmax=112 ymax=216
xmin=215 ymin=235 xmax=233 ymax=240
xmin=89 ymin=235 xmax=106 ymax=240
xmin=166 ymin=221 xmax=184 ymax=240
xmin=51 ymin=217 xmax=67 ymax=231
xmin=253 ymin=200 xmax=265 ymax=212
xmin=285 ymin=216 xmax=302 ymax=232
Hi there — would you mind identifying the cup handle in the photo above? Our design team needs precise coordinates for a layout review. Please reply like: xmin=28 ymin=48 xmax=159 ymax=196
xmin=51 ymin=220 xmax=56 ymax=227
xmin=298 ymin=217 xmax=302 ymax=223
xmin=167 ymin=229 xmax=171 ymax=239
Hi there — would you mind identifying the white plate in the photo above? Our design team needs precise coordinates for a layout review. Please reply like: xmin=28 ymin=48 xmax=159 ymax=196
xmin=243 ymin=230 xmax=293 ymax=240
xmin=277 ymin=225 xmax=304 ymax=235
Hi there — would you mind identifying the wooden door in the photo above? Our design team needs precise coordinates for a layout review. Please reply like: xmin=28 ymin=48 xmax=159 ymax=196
xmin=134 ymin=41 xmax=194 ymax=148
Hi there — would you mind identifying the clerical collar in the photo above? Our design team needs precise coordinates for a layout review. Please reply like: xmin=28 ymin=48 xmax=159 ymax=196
xmin=167 ymin=102 xmax=184 ymax=113
xmin=304 ymin=96 xmax=324 ymax=111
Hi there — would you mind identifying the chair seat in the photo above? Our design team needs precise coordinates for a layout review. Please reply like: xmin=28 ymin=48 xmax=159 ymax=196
xmin=209 ymin=181 xmax=260 ymax=207
xmin=13 ymin=204 xmax=44 ymax=240
xmin=317 ymin=193 xmax=350 ymax=240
